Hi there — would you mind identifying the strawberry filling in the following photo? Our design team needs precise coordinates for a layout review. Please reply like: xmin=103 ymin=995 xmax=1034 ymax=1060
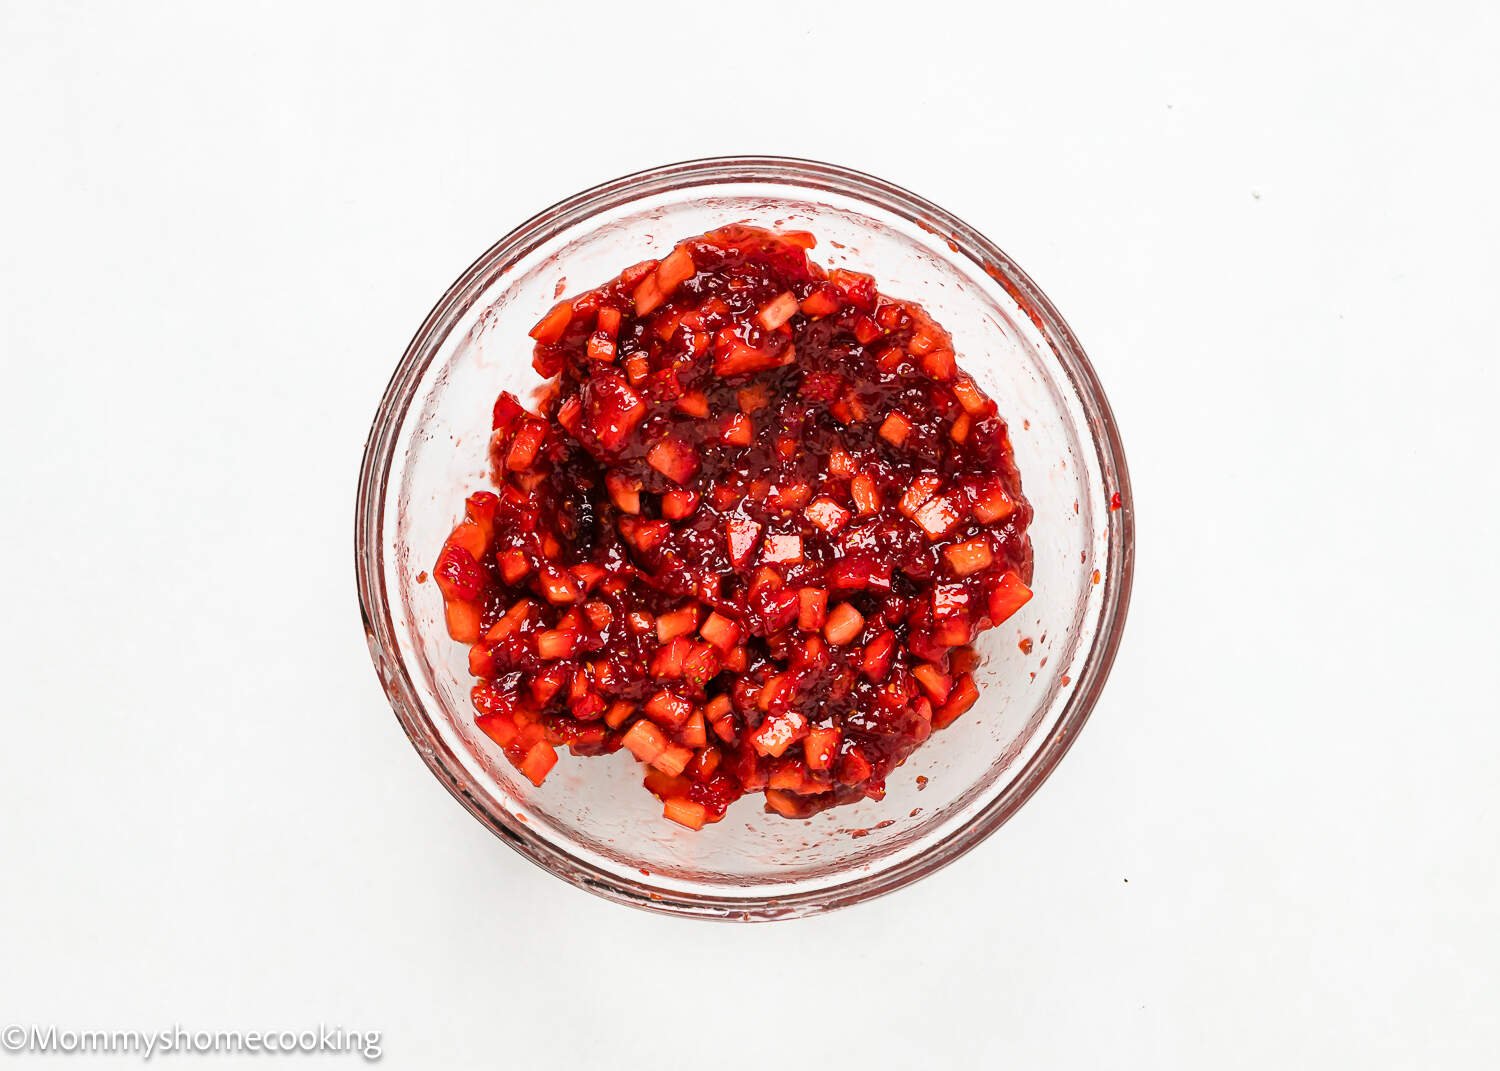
xmin=436 ymin=226 xmax=1033 ymax=827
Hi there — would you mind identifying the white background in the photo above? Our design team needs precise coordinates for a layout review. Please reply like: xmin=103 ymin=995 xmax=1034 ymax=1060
xmin=2 ymin=1 xmax=1497 ymax=1067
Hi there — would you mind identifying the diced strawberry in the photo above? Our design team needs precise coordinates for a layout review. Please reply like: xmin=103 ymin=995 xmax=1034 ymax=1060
xmin=933 ymin=673 xmax=979 ymax=729
xmin=582 ymin=372 xmax=647 ymax=453
xmin=506 ymin=419 xmax=548 ymax=471
xmin=799 ymin=285 xmax=842 ymax=317
xmin=485 ymin=598 xmax=536 ymax=643
xmin=604 ymin=701 xmax=635 ymax=729
xmin=644 ymin=690 xmax=693 ymax=730
xmin=656 ymin=605 xmax=701 ymax=642
xmin=518 ymin=741 xmax=558 ymax=787
xmin=647 ymin=438 xmax=701 ymax=484
xmin=736 ymin=384 xmax=770 ymax=413
xmin=681 ymin=709 xmax=708 ymax=748
xmin=899 ymin=475 xmax=943 ymax=517
xmin=699 ymin=612 xmax=741 ymax=652
xmin=912 ymin=663 xmax=953 ymax=704
xmin=476 ymin=712 xmax=518 ymax=749
xmin=537 ymin=564 xmax=582 ymax=605
xmin=837 ymin=747 xmax=873 ymax=785
xmin=921 ymin=348 xmax=956 ymax=380
xmin=952 ymin=373 xmax=993 ymax=415
xmin=861 ymin=630 xmax=897 ymax=681
xmin=655 ymin=247 xmax=696 ymax=296
xmin=434 ymin=544 xmax=484 ymax=602
xmin=674 ymin=391 xmax=710 ymax=418
xmin=651 ymin=637 xmax=692 ymax=679
xmin=878 ymin=411 xmax=912 ymax=446
xmin=586 ymin=333 xmax=616 ymax=362
xmin=988 ymin=571 xmax=1033 ymax=625
xmin=829 ymin=268 xmax=876 ymax=310
xmin=529 ymin=301 xmax=572 ymax=344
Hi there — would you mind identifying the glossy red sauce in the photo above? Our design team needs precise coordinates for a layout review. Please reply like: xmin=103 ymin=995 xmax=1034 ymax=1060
xmin=433 ymin=226 xmax=1033 ymax=829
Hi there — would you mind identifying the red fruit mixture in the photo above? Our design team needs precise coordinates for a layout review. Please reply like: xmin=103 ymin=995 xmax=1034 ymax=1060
xmin=433 ymin=226 xmax=1033 ymax=830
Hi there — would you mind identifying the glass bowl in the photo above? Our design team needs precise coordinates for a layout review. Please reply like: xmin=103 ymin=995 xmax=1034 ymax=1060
xmin=355 ymin=157 xmax=1134 ymax=920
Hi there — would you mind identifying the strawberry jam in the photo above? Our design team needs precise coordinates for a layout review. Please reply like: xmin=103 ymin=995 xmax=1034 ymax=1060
xmin=433 ymin=227 xmax=1033 ymax=830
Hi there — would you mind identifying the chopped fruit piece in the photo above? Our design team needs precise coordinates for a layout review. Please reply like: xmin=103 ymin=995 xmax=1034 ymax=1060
xmin=722 ymin=412 xmax=754 ymax=446
xmin=445 ymin=600 xmax=481 ymax=643
xmin=724 ymin=516 xmax=764 ymax=568
xmin=912 ymin=495 xmax=961 ymax=540
xmin=529 ymin=301 xmax=572 ymax=344
xmin=757 ymin=291 xmax=800 ymax=330
xmin=804 ymin=726 xmax=841 ymax=771
xmin=663 ymin=797 xmax=707 ymax=830
xmin=476 ymin=712 xmax=518 ymax=749
xmin=536 ymin=629 xmax=577 ymax=660
xmin=952 ymin=373 xmax=991 ymax=415
xmin=750 ymin=710 xmax=809 ymax=758
xmin=518 ymin=741 xmax=558 ymax=787
xmin=861 ymin=630 xmax=897 ymax=681
xmin=647 ymin=438 xmax=700 ymax=484
xmin=912 ymin=663 xmax=953 ymax=704
xmin=972 ymin=482 xmax=1015 ymax=524
xmin=434 ymin=225 xmax=1033 ymax=828
xmin=656 ymin=605 xmax=701 ymax=642
xmin=878 ymin=411 xmax=912 ymax=446
xmin=660 ymin=488 xmax=700 ymax=519
xmin=606 ymin=471 xmax=642 ymax=514
xmin=506 ymin=420 xmax=548 ymax=471
xmin=681 ymin=710 xmax=708 ymax=748
xmin=850 ymin=473 xmax=881 ymax=515
xmin=655 ymin=247 xmax=696 ymax=295
xmin=945 ymin=537 xmax=994 ymax=576
xmin=644 ymin=690 xmax=693 ymax=729
xmin=798 ymin=588 xmax=829 ymax=631
xmin=699 ymin=612 xmax=741 ymax=652
xmin=988 ymin=571 xmax=1033 ymax=624
xmin=800 ymin=285 xmax=842 ymax=317
xmin=804 ymin=497 xmax=851 ymax=534
xmin=823 ymin=603 xmax=865 ymax=646
xmin=651 ymin=745 xmax=693 ymax=777
xmin=622 ymin=719 xmax=668 ymax=763
xmin=761 ymin=534 xmax=803 ymax=564
xmin=933 ymin=673 xmax=979 ymax=728
xmin=537 ymin=565 xmax=582 ymax=605
xmin=899 ymin=475 xmax=943 ymax=517
xmin=675 ymin=391 xmax=710 ymax=418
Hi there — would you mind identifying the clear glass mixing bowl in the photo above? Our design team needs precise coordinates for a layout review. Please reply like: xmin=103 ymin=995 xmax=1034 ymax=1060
xmin=355 ymin=157 xmax=1134 ymax=920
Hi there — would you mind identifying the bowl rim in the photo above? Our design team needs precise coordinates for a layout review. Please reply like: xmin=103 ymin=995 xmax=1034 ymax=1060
xmin=355 ymin=155 xmax=1135 ymax=920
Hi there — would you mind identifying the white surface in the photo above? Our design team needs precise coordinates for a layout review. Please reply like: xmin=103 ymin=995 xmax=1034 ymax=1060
xmin=1 ymin=2 xmax=1496 ymax=1067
